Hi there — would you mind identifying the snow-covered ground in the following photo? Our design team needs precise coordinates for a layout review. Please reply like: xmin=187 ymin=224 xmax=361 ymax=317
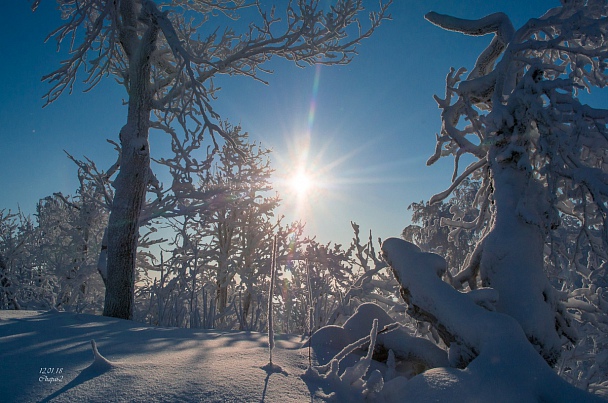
xmin=0 ymin=310 xmax=317 ymax=402
xmin=2 ymin=307 xmax=605 ymax=402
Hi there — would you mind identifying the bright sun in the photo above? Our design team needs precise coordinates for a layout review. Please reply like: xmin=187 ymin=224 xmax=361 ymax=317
xmin=290 ymin=170 xmax=313 ymax=195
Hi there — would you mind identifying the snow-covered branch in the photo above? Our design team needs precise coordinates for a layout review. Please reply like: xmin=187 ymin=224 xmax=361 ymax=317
xmin=380 ymin=237 xmax=603 ymax=401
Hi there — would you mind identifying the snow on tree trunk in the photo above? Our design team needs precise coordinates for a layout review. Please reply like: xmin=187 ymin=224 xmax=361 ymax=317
xmin=97 ymin=228 xmax=108 ymax=288
xmin=381 ymin=237 xmax=603 ymax=402
xmin=103 ymin=130 xmax=151 ymax=319
xmin=479 ymin=157 xmax=565 ymax=365
xmin=103 ymin=18 xmax=158 ymax=320
xmin=422 ymin=4 xmax=607 ymax=365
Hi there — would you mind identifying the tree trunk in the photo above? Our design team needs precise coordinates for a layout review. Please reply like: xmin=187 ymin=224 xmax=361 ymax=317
xmin=241 ymin=290 xmax=252 ymax=330
xmin=216 ymin=222 xmax=232 ymax=317
xmin=0 ymin=253 xmax=20 ymax=310
xmin=217 ymin=268 xmax=228 ymax=316
xmin=103 ymin=19 xmax=158 ymax=320
xmin=102 ymin=125 xmax=150 ymax=319
xmin=479 ymin=158 xmax=567 ymax=365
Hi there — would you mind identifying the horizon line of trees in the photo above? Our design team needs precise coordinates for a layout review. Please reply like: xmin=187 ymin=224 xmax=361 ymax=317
xmin=0 ymin=130 xmax=403 ymax=336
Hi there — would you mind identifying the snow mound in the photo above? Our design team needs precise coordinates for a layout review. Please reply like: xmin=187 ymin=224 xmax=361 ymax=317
xmin=89 ymin=339 xmax=115 ymax=372
xmin=310 ymin=302 xmax=448 ymax=377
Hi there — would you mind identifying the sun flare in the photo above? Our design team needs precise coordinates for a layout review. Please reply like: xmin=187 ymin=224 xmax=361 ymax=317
xmin=290 ymin=170 xmax=314 ymax=195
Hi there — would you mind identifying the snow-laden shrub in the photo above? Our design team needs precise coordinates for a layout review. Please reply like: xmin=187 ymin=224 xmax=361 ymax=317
xmin=302 ymin=240 xmax=603 ymax=402
xmin=0 ymin=191 xmax=106 ymax=314
xmin=304 ymin=318 xmax=387 ymax=401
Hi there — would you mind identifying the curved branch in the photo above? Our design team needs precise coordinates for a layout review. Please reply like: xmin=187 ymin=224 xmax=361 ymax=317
xmin=425 ymin=11 xmax=514 ymax=79
xmin=430 ymin=158 xmax=487 ymax=205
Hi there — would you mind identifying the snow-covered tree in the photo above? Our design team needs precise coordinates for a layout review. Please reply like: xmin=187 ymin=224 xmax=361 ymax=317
xmin=277 ymin=233 xmax=368 ymax=334
xmin=402 ymin=179 xmax=481 ymax=274
xmin=424 ymin=1 xmax=607 ymax=365
xmin=312 ymin=2 xmax=607 ymax=400
xmin=325 ymin=222 xmax=401 ymax=326
xmin=134 ymin=130 xmax=290 ymax=330
xmin=0 ymin=210 xmax=36 ymax=310
xmin=35 ymin=192 xmax=107 ymax=312
xmin=36 ymin=0 xmax=392 ymax=319
xmin=203 ymin=131 xmax=278 ymax=319
xmin=0 ymin=188 xmax=107 ymax=313
xmin=379 ymin=237 xmax=603 ymax=401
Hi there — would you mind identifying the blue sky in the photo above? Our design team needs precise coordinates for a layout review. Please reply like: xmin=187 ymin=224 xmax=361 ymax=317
xmin=0 ymin=0 xmax=587 ymax=247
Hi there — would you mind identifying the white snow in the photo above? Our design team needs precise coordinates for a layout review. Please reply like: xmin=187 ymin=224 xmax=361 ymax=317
xmin=0 ymin=310 xmax=314 ymax=402
xmin=380 ymin=237 xmax=605 ymax=403
xmin=310 ymin=302 xmax=449 ymax=374
xmin=1 ymin=271 xmax=605 ymax=402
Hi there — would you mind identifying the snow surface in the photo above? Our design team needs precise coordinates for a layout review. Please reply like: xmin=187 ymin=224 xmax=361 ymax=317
xmin=0 ymin=310 xmax=314 ymax=402
xmin=2 ymin=307 xmax=605 ymax=402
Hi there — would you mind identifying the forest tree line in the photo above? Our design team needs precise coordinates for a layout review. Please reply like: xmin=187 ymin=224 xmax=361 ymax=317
xmin=0 ymin=128 xmax=400 ymax=335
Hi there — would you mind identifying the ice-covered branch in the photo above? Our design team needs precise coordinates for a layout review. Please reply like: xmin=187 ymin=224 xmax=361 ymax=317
xmin=38 ymin=0 xmax=120 ymax=105
xmin=429 ymin=158 xmax=487 ymax=205
xmin=426 ymin=1 xmax=608 ymax=297
xmin=426 ymin=11 xmax=514 ymax=79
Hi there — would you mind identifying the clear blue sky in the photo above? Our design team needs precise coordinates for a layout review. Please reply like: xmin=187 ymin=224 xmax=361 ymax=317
xmin=0 ymin=0 xmax=585 ymax=247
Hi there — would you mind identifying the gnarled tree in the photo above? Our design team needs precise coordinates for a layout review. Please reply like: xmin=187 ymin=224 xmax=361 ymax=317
xmin=424 ymin=1 xmax=607 ymax=365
